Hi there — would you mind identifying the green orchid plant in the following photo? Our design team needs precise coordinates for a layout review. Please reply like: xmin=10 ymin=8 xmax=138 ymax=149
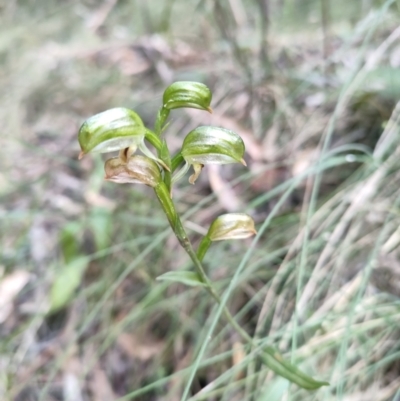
xmin=78 ymin=81 xmax=328 ymax=390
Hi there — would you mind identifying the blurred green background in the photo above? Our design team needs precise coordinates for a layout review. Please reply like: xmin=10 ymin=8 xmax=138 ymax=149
xmin=1 ymin=0 xmax=400 ymax=400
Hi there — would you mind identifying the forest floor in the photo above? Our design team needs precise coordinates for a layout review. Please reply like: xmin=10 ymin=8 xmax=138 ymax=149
xmin=1 ymin=1 xmax=400 ymax=400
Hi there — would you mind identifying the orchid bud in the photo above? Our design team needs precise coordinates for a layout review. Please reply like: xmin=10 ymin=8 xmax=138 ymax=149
xmin=208 ymin=213 xmax=257 ymax=241
xmin=196 ymin=213 xmax=257 ymax=262
xmin=163 ymin=82 xmax=212 ymax=112
xmin=174 ymin=126 xmax=246 ymax=184
xmin=104 ymin=155 xmax=161 ymax=188
xmin=78 ymin=108 xmax=145 ymax=159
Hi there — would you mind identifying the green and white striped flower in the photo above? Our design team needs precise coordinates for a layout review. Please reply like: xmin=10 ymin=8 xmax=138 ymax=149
xmin=155 ymin=82 xmax=213 ymax=133
xmin=173 ymin=126 xmax=246 ymax=184
xmin=207 ymin=213 xmax=257 ymax=241
xmin=78 ymin=107 xmax=168 ymax=169
xmin=162 ymin=81 xmax=212 ymax=112
xmin=196 ymin=213 xmax=257 ymax=262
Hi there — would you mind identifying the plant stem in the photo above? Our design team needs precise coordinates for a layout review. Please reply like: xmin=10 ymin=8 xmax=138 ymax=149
xmin=154 ymin=183 xmax=254 ymax=342
xmin=176 ymin=220 xmax=252 ymax=340
xmin=154 ymin=183 xmax=328 ymax=390
xmin=196 ymin=235 xmax=212 ymax=263
xmin=154 ymin=107 xmax=170 ymax=135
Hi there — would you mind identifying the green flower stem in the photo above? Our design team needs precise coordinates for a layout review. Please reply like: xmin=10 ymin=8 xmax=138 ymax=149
xmin=159 ymin=140 xmax=172 ymax=192
xmin=154 ymin=183 xmax=177 ymax=228
xmin=171 ymin=217 xmax=253 ymax=346
xmin=154 ymin=183 xmax=250 ymax=333
xmin=196 ymin=235 xmax=212 ymax=262
xmin=164 ymin=171 xmax=172 ymax=193
xmin=154 ymin=107 xmax=170 ymax=135
xmin=171 ymin=152 xmax=184 ymax=172
xmin=154 ymin=183 xmax=328 ymax=390
xmin=145 ymin=128 xmax=163 ymax=151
